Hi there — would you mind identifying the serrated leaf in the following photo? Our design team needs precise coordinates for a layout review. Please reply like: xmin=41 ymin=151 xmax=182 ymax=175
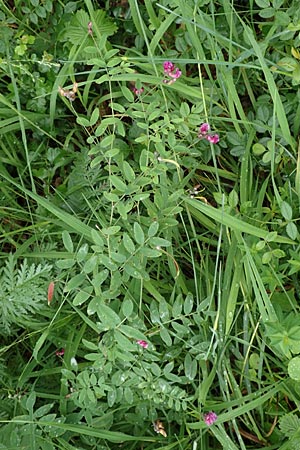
xmin=63 ymin=9 xmax=117 ymax=46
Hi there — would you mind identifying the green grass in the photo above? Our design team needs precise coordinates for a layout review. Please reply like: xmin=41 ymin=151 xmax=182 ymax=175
xmin=1 ymin=0 xmax=300 ymax=449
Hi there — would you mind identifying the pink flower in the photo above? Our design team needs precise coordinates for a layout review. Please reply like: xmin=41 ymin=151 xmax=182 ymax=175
xmin=198 ymin=123 xmax=210 ymax=136
xmin=198 ymin=123 xmax=219 ymax=144
xmin=163 ymin=61 xmax=182 ymax=84
xmin=203 ymin=411 xmax=218 ymax=426
xmin=55 ymin=348 xmax=65 ymax=357
xmin=88 ymin=21 xmax=93 ymax=35
xmin=163 ymin=61 xmax=175 ymax=73
xmin=206 ymin=134 xmax=219 ymax=144
xmin=132 ymin=86 xmax=144 ymax=95
xmin=137 ymin=340 xmax=148 ymax=349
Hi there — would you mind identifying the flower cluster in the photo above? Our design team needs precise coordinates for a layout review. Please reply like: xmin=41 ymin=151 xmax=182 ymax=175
xmin=132 ymin=86 xmax=144 ymax=95
xmin=198 ymin=123 xmax=219 ymax=144
xmin=203 ymin=411 xmax=218 ymax=426
xmin=163 ymin=61 xmax=182 ymax=84
xmin=137 ymin=340 xmax=148 ymax=349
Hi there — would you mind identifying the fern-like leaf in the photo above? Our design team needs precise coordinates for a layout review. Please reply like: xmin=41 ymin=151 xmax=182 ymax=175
xmin=0 ymin=254 xmax=52 ymax=335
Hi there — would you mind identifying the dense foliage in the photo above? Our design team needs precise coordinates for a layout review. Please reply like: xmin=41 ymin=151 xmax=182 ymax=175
xmin=1 ymin=0 xmax=300 ymax=448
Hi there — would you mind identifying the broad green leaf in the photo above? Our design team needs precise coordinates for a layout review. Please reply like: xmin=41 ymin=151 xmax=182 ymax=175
xmin=122 ymin=161 xmax=135 ymax=182
xmin=160 ymin=327 xmax=172 ymax=346
xmin=288 ymin=357 xmax=300 ymax=381
xmin=114 ymin=330 xmax=136 ymax=351
xmin=96 ymin=303 xmax=121 ymax=328
xmin=110 ymin=175 xmax=127 ymax=192
xmin=133 ymin=222 xmax=145 ymax=245
xmin=286 ymin=222 xmax=298 ymax=241
xmin=73 ymin=288 xmax=93 ymax=306
xmin=124 ymin=263 xmax=143 ymax=279
xmin=172 ymin=294 xmax=183 ymax=317
xmin=124 ymin=387 xmax=133 ymax=404
xmin=101 ymin=226 xmax=121 ymax=235
xmin=62 ymin=231 xmax=73 ymax=253
xmin=159 ymin=298 xmax=170 ymax=321
xmin=90 ymin=108 xmax=100 ymax=126
xmin=83 ymin=255 xmax=98 ymax=273
xmin=119 ymin=324 xmax=147 ymax=341
xmin=77 ymin=244 xmax=89 ymax=262
xmin=184 ymin=353 xmax=197 ymax=381
xmin=281 ymin=201 xmax=293 ymax=221
xmin=122 ymin=298 xmax=133 ymax=317
xmin=184 ymin=293 xmax=194 ymax=315
xmin=56 ymin=259 xmax=75 ymax=269
xmin=121 ymin=85 xmax=134 ymax=102
xmin=123 ymin=233 xmax=135 ymax=253
xmin=77 ymin=116 xmax=90 ymax=127
xmin=91 ymin=229 xmax=104 ymax=247
xmin=26 ymin=391 xmax=36 ymax=412
xmin=65 ymin=273 xmax=86 ymax=292
xmin=148 ymin=221 xmax=159 ymax=237
xmin=149 ymin=237 xmax=171 ymax=247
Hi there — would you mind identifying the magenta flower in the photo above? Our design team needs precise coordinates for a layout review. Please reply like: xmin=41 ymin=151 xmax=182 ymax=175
xmin=163 ymin=61 xmax=182 ymax=84
xmin=198 ymin=123 xmax=219 ymax=144
xmin=206 ymin=134 xmax=219 ymax=144
xmin=198 ymin=122 xmax=210 ymax=136
xmin=132 ymin=86 xmax=144 ymax=95
xmin=55 ymin=348 xmax=65 ymax=357
xmin=137 ymin=340 xmax=148 ymax=349
xmin=203 ymin=411 xmax=218 ymax=426
xmin=163 ymin=61 xmax=175 ymax=73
